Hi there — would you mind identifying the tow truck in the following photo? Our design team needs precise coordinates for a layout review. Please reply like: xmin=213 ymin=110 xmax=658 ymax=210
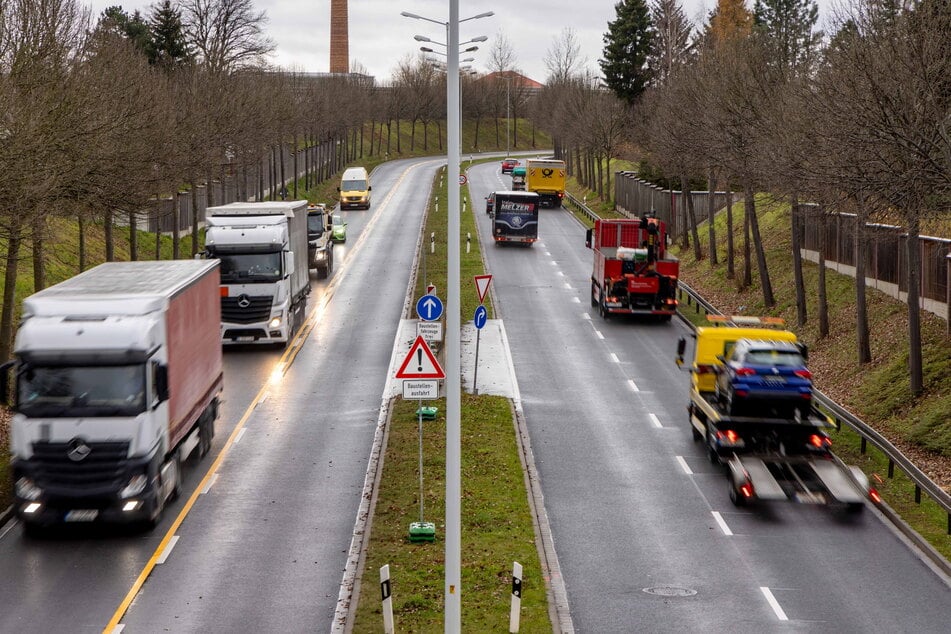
xmin=676 ymin=316 xmax=875 ymax=511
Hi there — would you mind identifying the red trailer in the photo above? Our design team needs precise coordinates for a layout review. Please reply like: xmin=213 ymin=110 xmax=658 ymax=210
xmin=585 ymin=215 xmax=679 ymax=320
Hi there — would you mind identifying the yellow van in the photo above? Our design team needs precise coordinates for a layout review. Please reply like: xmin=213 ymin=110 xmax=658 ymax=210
xmin=679 ymin=317 xmax=798 ymax=394
xmin=338 ymin=166 xmax=371 ymax=210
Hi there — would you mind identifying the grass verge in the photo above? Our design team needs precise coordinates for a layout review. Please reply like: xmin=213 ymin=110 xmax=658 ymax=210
xmin=350 ymin=162 xmax=549 ymax=631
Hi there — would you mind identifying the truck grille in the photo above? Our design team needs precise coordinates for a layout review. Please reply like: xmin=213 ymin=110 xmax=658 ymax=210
xmin=221 ymin=295 xmax=272 ymax=323
xmin=31 ymin=440 xmax=130 ymax=492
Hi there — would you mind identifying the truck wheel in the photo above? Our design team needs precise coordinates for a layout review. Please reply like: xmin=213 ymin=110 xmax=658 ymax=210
xmin=598 ymin=292 xmax=610 ymax=320
xmin=317 ymin=265 xmax=327 ymax=280
xmin=590 ymin=282 xmax=598 ymax=307
xmin=691 ymin=424 xmax=702 ymax=441
xmin=729 ymin=482 xmax=747 ymax=507
xmin=199 ymin=411 xmax=214 ymax=458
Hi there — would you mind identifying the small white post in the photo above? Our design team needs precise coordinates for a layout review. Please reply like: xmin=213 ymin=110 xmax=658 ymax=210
xmin=509 ymin=561 xmax=522 ymax=632
xmin=430 ymin=232 xmax=435 ymax=254
xmin=436 ymin=200 xmax=439 ymax=213
xmin=381 ymin=564 xmax=394 ymax=633
xmin=463 ymin=199 xmax=467 ymax=213
xmin=466 ymin=233 xmax=471 ymax=254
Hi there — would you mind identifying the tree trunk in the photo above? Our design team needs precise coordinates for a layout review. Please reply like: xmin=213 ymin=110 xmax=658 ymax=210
xmin=292 ymin=136 xmax=299 ymax=199
xmin=725 ymin=189 xmax=735 ymax=279
xmin=128 ymin=209 xmax=137 ymax=261
xmin=191 ymin=185 xmax=200 ymax=257
xmin=104 ymin=209 xmax=115 ymax=262
xmin=817 ymin=208 xmax=829 ymax=338
xmin=0 ymin=220 xmax=22 ymax=362
xmin=707 ymin=168 xmax=718 ymax=266
xmin=32 ymin=216 xmax=46 ymax=291
xmin=79 ymin=214 xmax=87 ymax=271
xmin=854 ymin=194 xmax=871 ymax=363
xmin=791 ymin=191 xmax=807 ymax=326
xmin=906 ymin=215 xmax=923 ymax=394
xmin=742 ymin=191 xmax=752 ymax=289
xmin=746 ymin=184 xmax=774 ymax=307
xmin=172 ymin=194 xmax=181 ymax=260
xmin=681 ymin=174 xmax=702 ymax=261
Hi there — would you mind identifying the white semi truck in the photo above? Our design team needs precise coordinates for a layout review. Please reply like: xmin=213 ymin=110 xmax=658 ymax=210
xmin=0 ymin=260 xmax=223 ymax=531
xmin=204 ymin=201 xmax=311 ymax=345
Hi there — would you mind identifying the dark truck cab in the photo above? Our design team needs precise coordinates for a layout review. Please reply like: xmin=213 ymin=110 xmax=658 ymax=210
xmin=307 ymin=204 xmax=334 ymax=279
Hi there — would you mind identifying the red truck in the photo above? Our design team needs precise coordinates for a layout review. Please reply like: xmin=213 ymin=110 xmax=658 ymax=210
xmin=585 ymin=215 xmax=679 ymax=320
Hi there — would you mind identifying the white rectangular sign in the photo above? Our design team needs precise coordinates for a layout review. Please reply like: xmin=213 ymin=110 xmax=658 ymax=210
xmin=417 ymin=321 xmax=443 ymax=343
xmin=403 ymin=380 xmax=439 ymax=400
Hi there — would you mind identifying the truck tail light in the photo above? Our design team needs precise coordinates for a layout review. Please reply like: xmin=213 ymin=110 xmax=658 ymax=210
xmin=735 ymin=367 xmax=756 ymax=376
xmin=740 ymin=481 xmax=755 ymax=498
xmin=793 ymin=369 xmax=812 ymax=379
xmin=809 ymin=434 xmax=831 ymax=449
xmin=869 ymin=488 xmax=882 ymax=504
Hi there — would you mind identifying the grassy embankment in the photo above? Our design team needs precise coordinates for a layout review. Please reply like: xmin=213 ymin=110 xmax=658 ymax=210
xmin=670 ymin=196 xmax=951 ymax=560
xmin=0 ymin=118 xmax=549 ymax=507
xmin=349 ymin=159 xmax=550 ymax=632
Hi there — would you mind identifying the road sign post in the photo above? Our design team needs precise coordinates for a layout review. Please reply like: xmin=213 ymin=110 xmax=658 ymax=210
xmin=472 ymin=305 xmax=487 ymax=395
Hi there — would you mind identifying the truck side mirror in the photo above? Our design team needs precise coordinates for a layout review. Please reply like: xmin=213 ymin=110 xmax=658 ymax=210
xmin=675 ymin=337 xmax=686 ymax=366
xmin=584 ymin=228 xmax=592 ymax=249
xmin=284 ymin=251 xmax=295 ymax=277
xmin=0 ymin=360 xmax=14 ymax=405
xmin=155 ymin=363 xmax=170 ymax=403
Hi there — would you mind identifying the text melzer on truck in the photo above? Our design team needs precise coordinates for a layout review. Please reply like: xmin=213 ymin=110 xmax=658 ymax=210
xmin=203 ymin=200 xmax=311 ymax=345
xmin=0 ymin=260 xmax=223 ymax=532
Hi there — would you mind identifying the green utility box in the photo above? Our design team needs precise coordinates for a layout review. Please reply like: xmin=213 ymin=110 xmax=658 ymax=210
xmin=409 ymin=521 xmax=436 ymax=542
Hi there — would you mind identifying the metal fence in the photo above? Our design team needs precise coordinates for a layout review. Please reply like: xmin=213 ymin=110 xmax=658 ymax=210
xmin=799 ymin=206 xmax=950 ymax=317
xmin=147 ymin=138 xmax=339 ymax=234
xmin=613 ymin=171 xmax=733 ymax=240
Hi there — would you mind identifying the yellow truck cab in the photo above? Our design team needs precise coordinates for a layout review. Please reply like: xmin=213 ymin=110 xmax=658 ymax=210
xmin=338 ymin=166 xmax=371 ymax=210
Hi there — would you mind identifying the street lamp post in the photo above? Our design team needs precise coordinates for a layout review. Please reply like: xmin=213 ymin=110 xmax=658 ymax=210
xmin=401 ymin=5 xmax=493 ymax=632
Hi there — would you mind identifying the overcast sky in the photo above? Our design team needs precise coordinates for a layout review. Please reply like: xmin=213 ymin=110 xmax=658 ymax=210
xmin=83 ymin=0 xmax=840 ymax=84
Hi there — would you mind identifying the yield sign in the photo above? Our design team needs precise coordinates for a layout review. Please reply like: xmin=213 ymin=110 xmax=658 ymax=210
xmin=474 ymin=274 xmax=492 ymax=304
xmin=395 ymin=335 xmax=445 ymax=379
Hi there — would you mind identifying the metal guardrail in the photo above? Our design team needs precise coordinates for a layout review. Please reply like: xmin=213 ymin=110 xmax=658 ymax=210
xmin=562 ymin=192 xmax=599 ymax=223
xmin=676 ymin=280 xmax=951 ymax=539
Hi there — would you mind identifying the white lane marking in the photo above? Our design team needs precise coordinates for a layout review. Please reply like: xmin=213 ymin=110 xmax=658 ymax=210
xmin=200 ymin=473 xmax=219 ymax=495
xmin=760 ymin=587 xmax=789 ymax=621
xmin=557 ymin=271 xmax=565 ymax=276
xmin=712 ymin=511 xmax=733 ymax=536
xmin=234 ymin=428 xmax=247 ymax=444
xmin=156 ymin=535 xmax=179 ymax=565
xmin=582 ymin=313 xmax=591 ymax=321
xmin=595 ymin=331 xmax=604 ymax=340
xmin=648 ymin=413 xmax=662 ymax=428
xmin=544 ymin=251 xmax=551 ymax=256
xmin=572 ymin=297 xmax=580 ymax=303
xmin=675 ymin=456 xmax=693 ymax=474
xmin=564 ymin=283 xmax=572 ymax=289
xmin=549 ymin=260 xmax=557 ymax=265
xmin=610 ymin=353 xmax=620 ymax=363
xmin=627 ymin=379 xmax=639 ymax=392
xmin=258 ymin=392 xmax=269 ymax=405
xmin=110 ymin=626 xmax=125 ymax=633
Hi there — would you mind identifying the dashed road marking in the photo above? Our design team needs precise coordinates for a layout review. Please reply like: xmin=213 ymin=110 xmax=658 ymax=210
xmin=712 ymin=511 xmax=733 ymax=536
xmin=156 ymin=536 xmax=179 ymax=565
xmin=675 ymin=456 xmax=693 ymax=474
xmin=760 ymin=587 xmax=789 ymax=621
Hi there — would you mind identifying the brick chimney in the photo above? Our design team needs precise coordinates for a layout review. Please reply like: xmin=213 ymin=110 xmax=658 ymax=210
xmin=330 ymin=0 xmax=349 ymax=74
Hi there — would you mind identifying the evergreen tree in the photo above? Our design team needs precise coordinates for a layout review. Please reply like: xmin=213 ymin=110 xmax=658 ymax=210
xmin=600 ymin=0 xmax=655 ymax=104
xmin=149 ymin=0 xmax=191 ymax=69
xmin=753 ymin=0 xmax=821 ymax=71
xmin=98 ymin=7 xmax=154 ymax=58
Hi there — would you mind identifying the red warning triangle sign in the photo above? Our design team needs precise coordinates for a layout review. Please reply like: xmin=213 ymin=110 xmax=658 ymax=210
xmin=395 ymin=335 xmax=446 ymax=379
xmin=474 ymin=274 xmax=492 ymax=304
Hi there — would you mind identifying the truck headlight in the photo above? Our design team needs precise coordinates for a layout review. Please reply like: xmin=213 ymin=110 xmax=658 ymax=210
xmin=15 ymin=477 xmax=42 ymax=501
xmin=315 ymin=250 xmax=327 ymax=261
xmin=268 ymin=316 xmax=282 ymax=329
xmin=119 ymin=474 xmax=147 ymax=499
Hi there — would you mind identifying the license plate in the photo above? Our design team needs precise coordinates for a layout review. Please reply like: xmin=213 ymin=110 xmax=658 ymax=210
xmin=65 ymin=509 xmax=99 ymax=522
xmin=764 ymin=376 xmax=785 ymax=383
xmin=237 ymin=336 xmax=256 ymax=342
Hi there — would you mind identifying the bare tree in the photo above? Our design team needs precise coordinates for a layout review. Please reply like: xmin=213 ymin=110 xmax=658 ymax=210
xmin=180 ymin=0 xmax=275 ymax=74
xmin=544 ymin=27 xmax=585 ymax=84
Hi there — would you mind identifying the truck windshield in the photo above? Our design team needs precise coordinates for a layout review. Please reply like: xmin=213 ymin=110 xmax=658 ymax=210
xmin=217 ymin=252 xmax=282 ymax=283
xmin=18 ymin=364 xmax=147 ymax=418
xmin=307 ymin=214 xmax=325 ymax=236
xmin=342 ymin=179 xmax=366 ymax=191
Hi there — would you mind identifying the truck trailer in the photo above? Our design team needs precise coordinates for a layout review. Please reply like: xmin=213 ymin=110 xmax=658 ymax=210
xmin=0 ymin=260 xmax=223 ymax=531
xmin=675 ymin=318 xmax=873 ymax=511
xmin=585 ymin=215 xmax=679 ymax=320
xmin=204 ymin=200 xmax=311 ymax=345
xmin=491 ymin=191 xmax=540 ymax=245
xmin=524 ymin=158 xmax=566 ymax=208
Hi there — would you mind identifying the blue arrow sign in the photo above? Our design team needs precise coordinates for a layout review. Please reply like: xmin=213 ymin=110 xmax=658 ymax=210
xmin=474 ymin=305 xmax=488 ymax=330
xmin=416 ymin=294 xmax=444 ymax=322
